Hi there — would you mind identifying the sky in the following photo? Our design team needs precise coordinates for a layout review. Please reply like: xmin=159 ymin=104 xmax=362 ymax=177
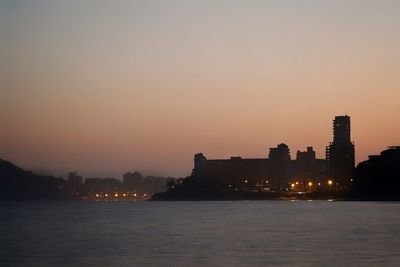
xmin=1 ymin=0 xmax=399 ymax=178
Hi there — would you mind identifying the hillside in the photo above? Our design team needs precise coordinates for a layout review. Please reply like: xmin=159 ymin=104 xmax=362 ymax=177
xmin=0 ymin=159 xmax=67 ymax=200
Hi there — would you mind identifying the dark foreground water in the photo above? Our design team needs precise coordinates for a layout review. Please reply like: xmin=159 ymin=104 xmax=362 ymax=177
xmin=1 ymin=201 xmax=400 ymax=267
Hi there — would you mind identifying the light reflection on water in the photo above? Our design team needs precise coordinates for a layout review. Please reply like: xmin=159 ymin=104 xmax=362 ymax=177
xmin=1 ymin=201 xmax=400 ymax=267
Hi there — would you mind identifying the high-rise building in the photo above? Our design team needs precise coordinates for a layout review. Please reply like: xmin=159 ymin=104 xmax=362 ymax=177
xmin=326 ymin=115 xmax=355 ymax=188
xmin=333 ymin=115 xmax=351 ymax=144
xmin=269 ymin=143 xmax=291 ymax=190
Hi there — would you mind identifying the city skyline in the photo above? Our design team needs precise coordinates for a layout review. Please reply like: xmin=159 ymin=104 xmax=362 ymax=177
xmin=0 ymin=114 xmax=394 ymax=180
xmin=2 ymin=2 xmax=400 ymax=267
xmin=1 ymin=0 xmax=400 ymax=177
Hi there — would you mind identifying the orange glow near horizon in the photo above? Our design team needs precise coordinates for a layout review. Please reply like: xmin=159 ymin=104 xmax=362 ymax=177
xmin=1 ymin=1 xmax=400 ymax=178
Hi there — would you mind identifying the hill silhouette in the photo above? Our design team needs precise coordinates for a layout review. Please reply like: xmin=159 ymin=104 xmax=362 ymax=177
xmin=0 ymin=159 xmax=67 ymax=200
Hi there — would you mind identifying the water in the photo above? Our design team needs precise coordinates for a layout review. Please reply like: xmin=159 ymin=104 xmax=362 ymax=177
xmin=1 ymin=201 xmax=400 ymax=267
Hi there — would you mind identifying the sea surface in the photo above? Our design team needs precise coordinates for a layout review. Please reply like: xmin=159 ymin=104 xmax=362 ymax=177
xmin=1 ymin=200 xmax=400 ymax=267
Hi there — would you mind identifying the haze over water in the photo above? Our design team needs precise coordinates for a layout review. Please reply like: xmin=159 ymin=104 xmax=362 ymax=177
xmin=1 ymin=201 xmax=400 ymax=267
xmin=1 ymin=0 xmax=400 ymax=178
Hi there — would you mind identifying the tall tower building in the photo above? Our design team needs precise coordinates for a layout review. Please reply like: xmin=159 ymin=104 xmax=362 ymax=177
xmin=333 ymin=116 xmax=351 ymax=144
xmin=269 ymin=143 xmax=291 ymax=190
xmin=326 ymin=115 xmax=355 ymax=188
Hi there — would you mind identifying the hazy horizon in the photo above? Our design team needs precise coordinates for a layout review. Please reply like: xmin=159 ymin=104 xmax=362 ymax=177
xmin=1 ymin=0 xmax=400 ymax=178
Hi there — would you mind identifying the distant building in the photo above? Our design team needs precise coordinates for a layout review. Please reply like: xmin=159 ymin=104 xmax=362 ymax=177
xmin=123 ymin=171 xmax=143 ymax=190
xmin=123 ymin=171 xmax=167 ymax=195
xmin=68 ymin=171 xmax=83 ymax=187
xmin=84 ymin=177 xmax=121 ymax=195
xmin=67 ymin=171 xmax=83 ymax=196
xmin=326 ymin=115 xmax=355 ymax=188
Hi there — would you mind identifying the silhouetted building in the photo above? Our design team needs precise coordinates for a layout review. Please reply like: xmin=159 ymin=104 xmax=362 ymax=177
xmin=84 ymin=177 xmax=121 ymax=195
xmin=67 ymin=171 xmax=83 ymax=195
xmin=144 ymin=176 xmax=169 ymax=193
xmin=192 ymin=144 xmax=328 ymax=192
xmin=68 ymin=171 xmax=83 ymax=187
xmin=269 ymin=143 xmax=291 ymax=190
xmin=326 ymin=115 xmax=355 ymax=188
xmin=269 ymin=143 xmax=291 ymax=161
xmin=193 ymin=153 xmax=271 ymax=190
xmin=296 ymin=147 xmax=316 ymax=180
xmin=122 ymin=171 xmax=168 ymax=195
xmin=123 ymin=171 xmax=143 ymax=190
xmin=191 ymin=116 xmax=356 ymax=192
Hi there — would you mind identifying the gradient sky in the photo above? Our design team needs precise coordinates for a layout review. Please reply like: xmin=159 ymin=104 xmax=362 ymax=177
xmin=1 ymin=0 xmax=399 ymax=178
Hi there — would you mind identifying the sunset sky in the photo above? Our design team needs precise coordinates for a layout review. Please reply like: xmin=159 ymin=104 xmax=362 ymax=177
xmin=1 ymin=0 xmax=399 ymax=178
